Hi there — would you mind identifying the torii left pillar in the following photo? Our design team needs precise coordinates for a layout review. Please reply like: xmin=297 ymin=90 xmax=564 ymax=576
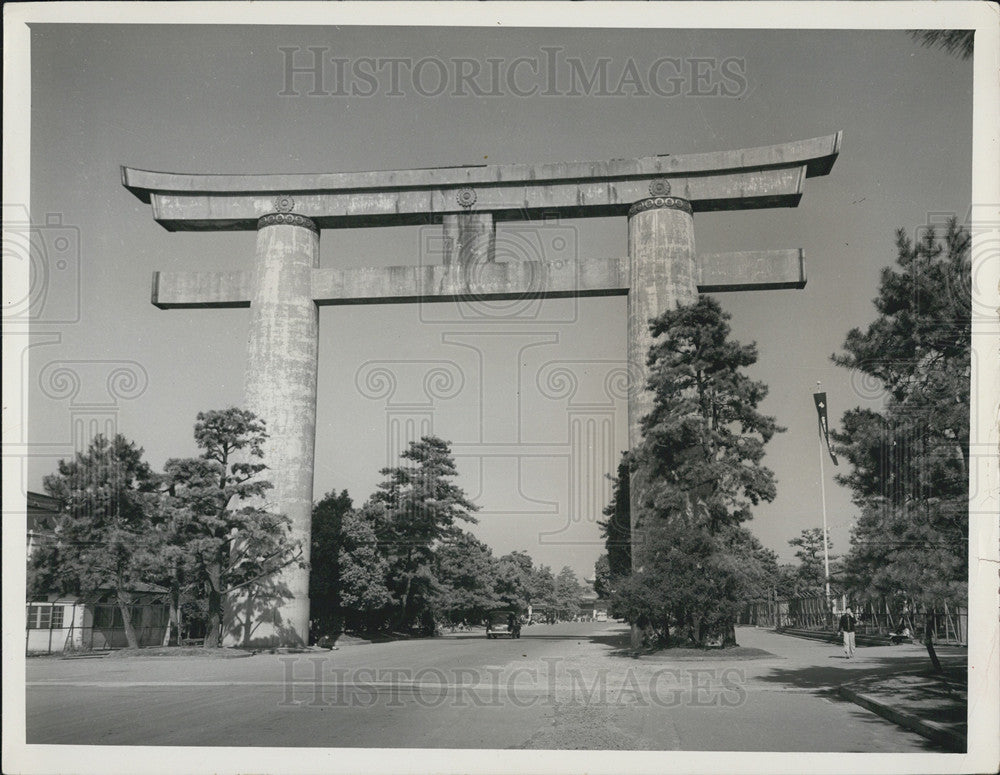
xmin=244 ymin=212 xmax=320 ymax=645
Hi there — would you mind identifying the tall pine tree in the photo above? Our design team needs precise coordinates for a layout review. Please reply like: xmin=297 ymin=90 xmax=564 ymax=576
xmin=367 ymin=436 xmax=479 ymax=631
xmin=620 ymin=296 xmax=782 ymax=646
xmin=159 ymin=408 xmax=303 ymax=647
xmin=832 ymin=220 xmax=970 ymax=626
xmin=598 ymin=454 xmax=632 ymax=580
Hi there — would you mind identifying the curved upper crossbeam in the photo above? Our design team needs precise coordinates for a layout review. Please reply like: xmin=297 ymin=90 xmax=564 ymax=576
xmin=122 ymin=132 xmax=840 ymax=230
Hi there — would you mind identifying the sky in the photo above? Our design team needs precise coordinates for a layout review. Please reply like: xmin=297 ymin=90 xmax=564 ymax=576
xmin=17 ymin=23 xmax=974 ymax=580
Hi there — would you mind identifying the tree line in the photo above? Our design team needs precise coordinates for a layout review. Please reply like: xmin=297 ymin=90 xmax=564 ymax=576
xmin=308 ymin=435 xmax=586 ymax=640
xmin=29 ymin=415 xmax=587 ymax=647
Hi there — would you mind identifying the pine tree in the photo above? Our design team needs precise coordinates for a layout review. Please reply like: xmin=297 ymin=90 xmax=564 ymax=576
xmin=635 ymin=297 xmax=781 ymax=535
xmin=832 ymin=219 xmax=970 ymax=667
xmin=553 ymin=566 xmax=584 ymax=620
xmin=35 ymin=434 xmax=159 ymax=649
xmin=432 ymin=531 xmax=501 ymax=625
xmin=367 ymin=436 xmax=479 ymax=631
xmin=620 ymin=296 xmax=782 ymax=646
xmin=159 ymin=408 xmax=303 ymax=647
xmin=530 ymin=565 xmax=557 ymax=616
xmin=593 ymin=555 xmax=613 ymax=600
xmin=494 ymin=550 xmax=534 ymax=612
xmin=598 ymin=454 xmax=632 ymax=579
xmin=909 ymin=30 xmax=974 ymax=60
xmin=788 ymin=528 xmax=838 ymax=597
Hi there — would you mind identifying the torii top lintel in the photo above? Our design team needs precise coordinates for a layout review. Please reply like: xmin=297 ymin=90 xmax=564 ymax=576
xmin=122 ymin=132 xmax=840 ymax=231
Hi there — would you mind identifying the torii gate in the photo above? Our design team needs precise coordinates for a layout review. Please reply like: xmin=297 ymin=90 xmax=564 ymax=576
xmin=123 ymin=131 xmax=841 ymax=645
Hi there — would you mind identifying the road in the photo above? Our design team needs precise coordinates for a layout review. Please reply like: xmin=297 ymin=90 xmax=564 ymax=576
xmin=25 ymin=623 xmax=952 ymax=750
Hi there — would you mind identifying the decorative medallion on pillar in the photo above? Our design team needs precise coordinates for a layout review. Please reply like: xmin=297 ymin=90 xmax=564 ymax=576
xmin=648 ymin=178 xmax=671 ymax=197
xmin=456 ymin=187 xmax=477 ymax=209
xmin=628 ymin=195 xmax=693 ymax=218
xmin=273 ymin=195 xmax=296 ymax=213
xmin=258 ymin=194 xmax=318 ymax=233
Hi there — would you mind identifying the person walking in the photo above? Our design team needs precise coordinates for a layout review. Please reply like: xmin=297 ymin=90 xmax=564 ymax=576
xmin=838 ymin=607 xmax=857 ymax=659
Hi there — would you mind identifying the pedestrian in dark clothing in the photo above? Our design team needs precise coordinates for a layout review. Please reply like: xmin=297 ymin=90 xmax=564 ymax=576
xmin=838 ymin=608 xmax=857 ymax=658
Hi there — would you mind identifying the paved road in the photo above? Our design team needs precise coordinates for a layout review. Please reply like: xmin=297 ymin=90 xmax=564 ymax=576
xmin=26 ymin=623 xmax=956 ymax=750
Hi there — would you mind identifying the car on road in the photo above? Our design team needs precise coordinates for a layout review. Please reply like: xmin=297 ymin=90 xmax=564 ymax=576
xmin=485 ymin=609 xmax=521 ymax=639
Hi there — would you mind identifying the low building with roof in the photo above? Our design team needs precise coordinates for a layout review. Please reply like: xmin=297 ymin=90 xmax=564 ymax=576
xmin=25 ymin=491 xmax=169 ymax=653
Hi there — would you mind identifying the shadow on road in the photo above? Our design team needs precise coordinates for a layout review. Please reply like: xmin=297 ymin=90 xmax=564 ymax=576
xmin=518 ymin=629 xmax=779 ymax=662
xmin=755 ymin=654 xmax=966 ymax=693
xmin=751 ymin=654 xmax=966 ymax=753
xmin=517 ymin=632 xmax=629 ymax=645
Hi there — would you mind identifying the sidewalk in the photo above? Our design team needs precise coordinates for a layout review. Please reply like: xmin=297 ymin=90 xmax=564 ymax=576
xmin=838 ymin=666 xmax=967 ymax=751
xmin=749 ymin=626 xmax=967 ymax=751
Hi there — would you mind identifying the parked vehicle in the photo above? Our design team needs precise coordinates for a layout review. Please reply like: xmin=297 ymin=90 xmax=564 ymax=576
xmin=485 ymin=610 xmax=521 ymax=639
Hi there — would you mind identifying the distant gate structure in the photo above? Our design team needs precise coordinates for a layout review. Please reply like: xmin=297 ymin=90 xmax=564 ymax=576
xmin=123 ymin=132 xmax=841 ymax=645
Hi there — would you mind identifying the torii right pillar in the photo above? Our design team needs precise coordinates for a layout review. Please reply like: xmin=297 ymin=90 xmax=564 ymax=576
xmin=627 ymin=185 xmax=698 ymax=552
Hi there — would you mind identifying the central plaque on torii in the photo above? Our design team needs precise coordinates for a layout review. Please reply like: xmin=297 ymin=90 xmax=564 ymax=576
xmin=123 ymin=132 xmax=841 ymax=646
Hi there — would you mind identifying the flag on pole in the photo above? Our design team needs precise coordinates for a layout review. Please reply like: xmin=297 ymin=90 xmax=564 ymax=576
xmin=813 ymin=392 xmax=839 ymax=465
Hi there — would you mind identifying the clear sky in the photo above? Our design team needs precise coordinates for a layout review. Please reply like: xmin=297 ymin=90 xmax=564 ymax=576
xmin=22 ymin=24 xmax=973 ymax=580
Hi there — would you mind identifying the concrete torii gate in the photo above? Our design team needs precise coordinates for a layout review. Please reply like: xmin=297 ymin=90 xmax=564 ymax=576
xmin=123 ymin=131 xmax=841 ymax=645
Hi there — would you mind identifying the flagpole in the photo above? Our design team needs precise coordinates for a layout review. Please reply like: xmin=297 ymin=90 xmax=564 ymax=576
xmin=816 ymin=382 xmax=832 ymax=609
xmin=817 ymin=424 xmax=832 ymax=606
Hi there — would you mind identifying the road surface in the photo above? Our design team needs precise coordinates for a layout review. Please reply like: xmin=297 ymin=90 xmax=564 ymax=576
xmin=25 ymin=623 xmax=951 ymax=750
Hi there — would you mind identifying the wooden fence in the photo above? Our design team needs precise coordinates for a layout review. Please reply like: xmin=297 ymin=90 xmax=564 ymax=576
xmin=741 ymin=596 xmax=967 ymax=645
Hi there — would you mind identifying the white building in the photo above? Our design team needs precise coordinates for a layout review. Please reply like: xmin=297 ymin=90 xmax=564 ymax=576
xmin=26 ymin=491 xmax=169 ymax=653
